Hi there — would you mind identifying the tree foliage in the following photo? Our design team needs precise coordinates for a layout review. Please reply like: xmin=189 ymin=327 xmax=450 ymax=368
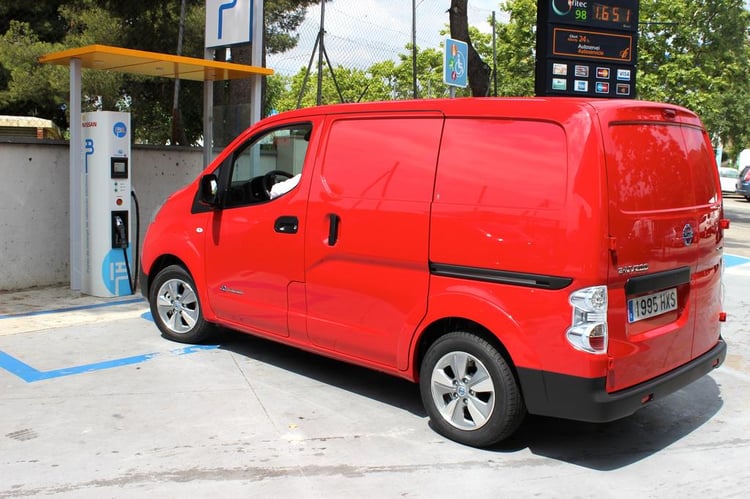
xmin=3 ymin=0 xmax=750 ymax=155
xmin=637 ymin=0 xmax=750 ymax=156
xmin=0 ymin=0 xmax=318 ymax=145
xmin=475 ymin=0 xmax=750 ymax=156
xmin=0 ymin=21 xmax=67 ymax=124
xmin=267 ymin=43 xmax=467 ymax=113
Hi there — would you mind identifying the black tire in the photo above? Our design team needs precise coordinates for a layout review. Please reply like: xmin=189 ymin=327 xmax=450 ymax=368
xmin=419 ymin=331 xmax=526 ymax=447
xmin=149 ymin=265 xmax=213 ymax=344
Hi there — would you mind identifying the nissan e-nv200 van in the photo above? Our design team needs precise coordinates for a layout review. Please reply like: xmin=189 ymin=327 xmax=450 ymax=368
xmin=140 ymin=97 xmax=728 ymax=448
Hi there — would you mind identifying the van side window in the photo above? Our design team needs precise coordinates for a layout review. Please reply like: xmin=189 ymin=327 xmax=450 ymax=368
xmin=224 ymin=124 xmax=312 ymax=208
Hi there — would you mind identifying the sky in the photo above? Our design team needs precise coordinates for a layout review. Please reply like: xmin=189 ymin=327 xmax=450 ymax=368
xmin=266 ymin=0 xmax=507 ymax=76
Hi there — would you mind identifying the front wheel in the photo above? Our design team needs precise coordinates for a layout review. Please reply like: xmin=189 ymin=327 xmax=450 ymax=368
xmin=419 ymin=332 xmax=526 ymax=447
xmin=149 ymin=265 xmax=213 ymax=344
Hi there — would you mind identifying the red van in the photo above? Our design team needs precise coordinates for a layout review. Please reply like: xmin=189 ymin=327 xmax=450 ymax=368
xmin=140 ymin=98 xmax=727 ymax=447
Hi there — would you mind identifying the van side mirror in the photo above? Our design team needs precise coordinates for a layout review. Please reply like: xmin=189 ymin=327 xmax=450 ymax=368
xmin=198 ymin=174 xmax=220 ymax=207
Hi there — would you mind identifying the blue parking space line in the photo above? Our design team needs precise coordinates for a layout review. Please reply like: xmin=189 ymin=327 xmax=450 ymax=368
xmin=0 ymin=297 xmax=145 ymax=320
xmin=0 ymin=345 xmax=217 ymax=383
xmin=724 ymin=253 xmax=750 ymax=268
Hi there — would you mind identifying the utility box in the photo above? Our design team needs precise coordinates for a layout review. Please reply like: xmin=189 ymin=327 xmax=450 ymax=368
xmin=80 ymin=111 xmax=133 ymax=297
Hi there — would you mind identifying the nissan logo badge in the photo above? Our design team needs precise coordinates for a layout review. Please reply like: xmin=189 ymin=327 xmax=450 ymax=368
xmin=682 ymin=224 xmax=694 ymax=246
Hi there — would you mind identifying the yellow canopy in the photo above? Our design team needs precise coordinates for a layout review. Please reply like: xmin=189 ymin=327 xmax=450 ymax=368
xmin=39 ymin=44 xmax=272 ymax=81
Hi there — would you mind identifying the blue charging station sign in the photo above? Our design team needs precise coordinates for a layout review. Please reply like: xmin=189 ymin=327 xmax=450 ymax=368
xmin=443 ymin=38 xmax=468 ymax=88
xmin=205 ymin=0 xmax=253 ymax=48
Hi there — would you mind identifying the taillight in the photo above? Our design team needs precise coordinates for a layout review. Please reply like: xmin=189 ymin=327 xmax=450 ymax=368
xmin=744 ymin=170 xmax=750 ymax=182
xmin=566 ymin=286 xmax=608 ymax=354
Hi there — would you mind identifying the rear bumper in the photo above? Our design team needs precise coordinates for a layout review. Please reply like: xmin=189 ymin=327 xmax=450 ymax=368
xmin=518 ymin=338 xmax=727 ymax=423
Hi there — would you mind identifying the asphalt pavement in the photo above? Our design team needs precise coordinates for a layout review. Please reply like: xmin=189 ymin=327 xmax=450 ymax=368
xmin=1 ymin=253 xmax=749 ymax=497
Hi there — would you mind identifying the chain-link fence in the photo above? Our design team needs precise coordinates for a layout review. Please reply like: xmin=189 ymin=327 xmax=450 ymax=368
xmin=266 ymin=0 xmax=502 ymax=104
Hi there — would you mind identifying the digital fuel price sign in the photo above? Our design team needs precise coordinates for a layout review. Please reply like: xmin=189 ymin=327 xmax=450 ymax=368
xmin=548 ymin=0 xmax=639 ymax=31
xmin=536 ymin=0 xmax=639 ymax=99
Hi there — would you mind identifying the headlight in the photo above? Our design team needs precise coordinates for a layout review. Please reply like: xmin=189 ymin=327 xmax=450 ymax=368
xmin=566 ymin=286 xmax=608 ymax=354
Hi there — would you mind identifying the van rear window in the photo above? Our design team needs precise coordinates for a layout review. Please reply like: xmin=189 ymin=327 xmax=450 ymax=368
xmin=607 ymin=124 xmax=717 ymax=210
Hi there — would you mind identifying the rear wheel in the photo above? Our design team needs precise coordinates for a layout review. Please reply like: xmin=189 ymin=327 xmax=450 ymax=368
xmin=149 ymin=265 xmax=212 ymax=343
xmin=419 ymin=331 xmax=525 ymax=447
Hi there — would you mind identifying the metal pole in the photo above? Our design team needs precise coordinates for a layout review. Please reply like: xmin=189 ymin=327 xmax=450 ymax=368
xmin=250 ymin=0 xmax=264 ymax=123
xmin=317 ymin=0 xmax=325 ymax=105
xmin=203 ymin=48 xmax=214 ymax=167
xmin=412 ymin=0 xmax=417 ymax=99
xmin=69 ymin=57 xmax=82 ymax=291
xmin=492 ymin=11 xmax=497 ymax=97
xmin=172 ymin=0 xmax=187 ymax=144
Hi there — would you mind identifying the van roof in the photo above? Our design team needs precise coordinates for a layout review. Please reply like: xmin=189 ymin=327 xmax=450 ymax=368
xmin=265 ymin=97 xmax=699 ymax=123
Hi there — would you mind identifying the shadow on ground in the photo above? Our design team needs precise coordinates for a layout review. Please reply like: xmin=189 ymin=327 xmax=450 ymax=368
xmin=201 ymin=328 xmax=724 ymax=471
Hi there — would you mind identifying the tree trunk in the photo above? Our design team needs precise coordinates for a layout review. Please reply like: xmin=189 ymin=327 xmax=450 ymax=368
xmin=448 ymin=0 xmax=491 ymax=97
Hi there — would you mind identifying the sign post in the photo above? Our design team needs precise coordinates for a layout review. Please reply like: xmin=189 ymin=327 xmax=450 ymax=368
xmin=443 ymin=38 xmax=468 ymax=97
xmin=536 ymin=0 xmax=639 ymax=98
xmin=204 ymin=0 xmax=264 ymax=164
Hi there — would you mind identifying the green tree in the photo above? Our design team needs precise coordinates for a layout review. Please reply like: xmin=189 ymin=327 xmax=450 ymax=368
xmin=494 ymin=0 xmax=537 ymax=97
xmin=273 ymin=65 xmax=388 ymax=110
xmin=266 ymin=0 xmax=324 ymax=55
xmin=0 ymin=21 xmax=67 ymax=125
xmin=638 ymin=0 xmax=750 ymax=156
xmin=483 ymin=0 xmax=750 ymax=155
xmin=0 ymin=1 xmax=70 ymax=44
xmin=370 ymin=46 xmax=458 ymax=100
xmin=0 ymin=0 xmax=322 ymax=144
xmin=266 ymin=43 xmax=461 ymax=113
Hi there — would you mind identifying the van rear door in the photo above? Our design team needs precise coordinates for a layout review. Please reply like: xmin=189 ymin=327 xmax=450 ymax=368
xmin=597 ymin=102 xmax=723 ymax=392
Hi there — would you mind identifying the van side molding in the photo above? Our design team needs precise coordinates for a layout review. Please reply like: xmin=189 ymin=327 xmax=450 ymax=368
xmin=429 ymin=262 xmax=572 ymax=290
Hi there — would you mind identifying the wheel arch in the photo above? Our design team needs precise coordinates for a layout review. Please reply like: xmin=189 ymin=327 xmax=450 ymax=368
xmin=143 ymin=254 xmax=216 ymax=322
xmin=407 ymin=289 xmax=543 ymax=383
xmin=414 ymin=318 xmax=518 ymax=384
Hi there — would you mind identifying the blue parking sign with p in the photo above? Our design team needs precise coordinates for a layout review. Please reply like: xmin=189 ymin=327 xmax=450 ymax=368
xmin=205 ymin=0 xmax=252 ymax=48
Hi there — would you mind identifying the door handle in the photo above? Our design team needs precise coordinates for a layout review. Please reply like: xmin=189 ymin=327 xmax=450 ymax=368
xmin=328 ymin=213 xmax=340 ymax=246
xmin=274 ymin=216 xmax=298 ymax=234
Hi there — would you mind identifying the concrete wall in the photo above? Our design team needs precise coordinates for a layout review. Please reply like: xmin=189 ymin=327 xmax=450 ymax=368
xmin=0 ymin=139 xmax=204 ymax=291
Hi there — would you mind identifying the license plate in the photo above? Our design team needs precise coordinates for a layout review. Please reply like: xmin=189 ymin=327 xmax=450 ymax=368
xmin=627 ymin=288 xmax=678 ymax=323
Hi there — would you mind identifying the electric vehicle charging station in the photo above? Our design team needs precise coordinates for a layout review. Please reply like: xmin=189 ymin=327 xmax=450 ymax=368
xmin=39 ymin=5 xmax=270 ymax=295
xmin=80 ymin=111 xmax=134 ymax=297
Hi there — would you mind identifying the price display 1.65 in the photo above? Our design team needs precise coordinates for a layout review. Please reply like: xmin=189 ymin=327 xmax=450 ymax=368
xmin=546 ymin=0 xmax=639 ymax=32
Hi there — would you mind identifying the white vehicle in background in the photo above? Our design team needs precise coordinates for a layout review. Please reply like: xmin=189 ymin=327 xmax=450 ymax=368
xmin=719 ymin=167 xmax=739 ymax=195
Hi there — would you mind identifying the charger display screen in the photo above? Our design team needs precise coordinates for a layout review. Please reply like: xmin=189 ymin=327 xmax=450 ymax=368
xmin=111 ymin=158 xmax=128 ymax=179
